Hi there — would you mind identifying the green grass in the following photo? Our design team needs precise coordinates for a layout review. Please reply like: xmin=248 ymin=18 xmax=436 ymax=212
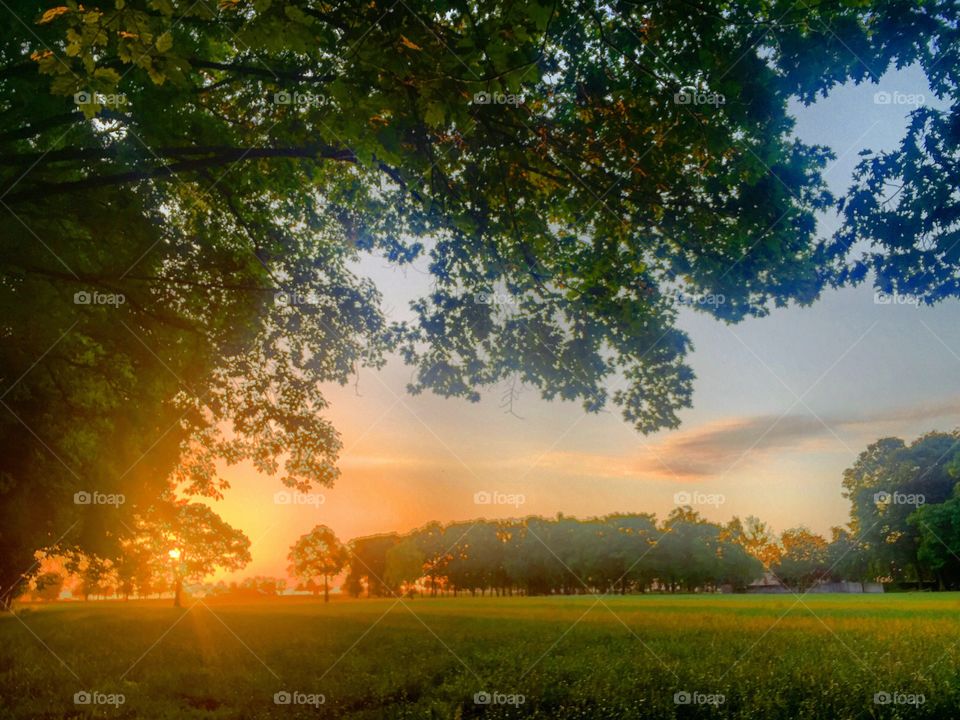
xmin=3 ymin=594 xmax=960 ymax=718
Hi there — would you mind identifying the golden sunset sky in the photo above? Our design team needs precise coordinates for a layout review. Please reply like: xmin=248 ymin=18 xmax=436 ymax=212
xmin=206 ymin=66 xmax=960 ymax=583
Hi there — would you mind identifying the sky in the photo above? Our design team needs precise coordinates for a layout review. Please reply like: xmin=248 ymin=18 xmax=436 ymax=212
xmin=207 ymin=64 xmax=960 ymax=583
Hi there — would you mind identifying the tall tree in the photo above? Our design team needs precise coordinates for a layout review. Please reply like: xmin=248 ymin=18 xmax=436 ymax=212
xmin=842 ymin=432 xmax=960 ymax=583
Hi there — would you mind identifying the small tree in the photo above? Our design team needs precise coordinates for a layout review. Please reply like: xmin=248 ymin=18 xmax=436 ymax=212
xmin=288 ymin=525 xmax=348 ymax=603
xmin=774 ymin=528 xmax=828 ymax=592
xmin=72 ymin=556 xmax=114 ymax=601
xmin=33 ymin=572 xmax=64 ymax=602
xmin=739 ymin=516 xmax=783 ymax=569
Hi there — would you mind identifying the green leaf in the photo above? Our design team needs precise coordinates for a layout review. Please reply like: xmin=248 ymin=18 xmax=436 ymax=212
xmin=155 ymin=31 xmax=173 ymax=53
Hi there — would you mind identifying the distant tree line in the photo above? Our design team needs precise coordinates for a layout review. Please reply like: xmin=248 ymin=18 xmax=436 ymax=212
xmin=18 ymin=431 xmax=960 ymax=602
xmin=329 ymin=514 xmax=870 ymax=597
xmin=340 ymin=510 xmax=762 ymax=596
xmin=287 ymin=433 xmax=960 ymax=597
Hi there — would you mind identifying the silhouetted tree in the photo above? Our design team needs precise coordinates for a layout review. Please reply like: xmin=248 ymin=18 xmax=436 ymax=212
xmin=288 ymin=525 xmax=348 ymax=603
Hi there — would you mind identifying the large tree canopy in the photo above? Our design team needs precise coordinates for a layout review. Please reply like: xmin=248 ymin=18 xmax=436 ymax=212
xmin=0 ymin=0 xmax=956 ymax=599
xmin=842 ymin=431 xmax=960 ymax=583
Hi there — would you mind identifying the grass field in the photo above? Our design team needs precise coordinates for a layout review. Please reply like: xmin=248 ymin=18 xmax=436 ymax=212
xmin=3 ymin=594 xmax=959 ymax=718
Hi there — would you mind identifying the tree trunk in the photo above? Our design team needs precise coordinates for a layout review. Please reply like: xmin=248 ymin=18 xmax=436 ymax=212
xmin=173 ymin=575 xmax=182 ymax=608
xmin=323 ymin=575 xmax=330 ymax=603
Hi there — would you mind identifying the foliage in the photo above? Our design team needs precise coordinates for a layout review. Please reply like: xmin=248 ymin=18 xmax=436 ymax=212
xmin=288 ymin=524 xmax=348 ymax=602
xmin=32 ymin=571 xmax=65 ymax=602
xmin=345 ymin=510 xmax=764 ymax=596
xmin=910 ymin=484 xmax=960 ymax=589
xmin=129 ymin=501 xmax=252 ymax=605
xmin=841 ymin=431 xmax=960 ymax=583
xmin=772 ymin=527 xmax=828 ymax=592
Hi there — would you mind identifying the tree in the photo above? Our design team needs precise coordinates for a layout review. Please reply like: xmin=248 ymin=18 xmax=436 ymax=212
xmin=774 ymin=528 xmax=828 ymax=592
xmin=345 ymin=534 xmax=402 ymax=598
xmin=816 ymin=2 xmax=960 ymax=305
xmin=346 ymin=511 xmax=763 ymax=597
xmin=33 ymin=571 xmax=64 ymax=602
xmin=288 ymin=525 xmax=348 ymax=603
xmin=145 ymin=502 xmax=251 ymax=607
xmin=825 ymin=526 xmax=869 ymax=584
xmin=384 ymin=540 xmax=425 ymax=598
xmin=234 ymin=576 xmax=286 ymax=598
xmin=615 ymin=513 xmax=660 ymax=594
xmin=411 ymin=521 xmax=449 ymax=596
xmin=654 ymin=508 xmax=725 ymax=592
xmin=735 ymin=516 xmax=783 ymax=569
xmin=909 ymin=485 xmax=960 ymax=590
xmin=71 ymin=556 xmax=115 ymax=601
xmin=115 ymin=537 xmax=163 ymax=600
xmin=842 ymin=432 xmax=960 ymax=583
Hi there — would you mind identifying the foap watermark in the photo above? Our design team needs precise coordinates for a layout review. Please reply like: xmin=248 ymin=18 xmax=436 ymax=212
xmin=273 ymin=91 xmax=325 ymax=107
xmin=873 ymin=290 xmax=920 ymax=307
xmin=673 ymin=85 xmax=726 ymax=106
xmin=74 ymin=690 xmax=125 ymax=708
xmin=473 ymin=91 xmax=523 ymax=106
xmin=74 ymin=490 xmax=125 ymax=507
xmin=873 ymin=90 xmax=925 ymax=107
xmin=474 ymin=691 xmax=525 ymax=706
xmin=873 ymin=491 xmax=925 ymax=507
xmin=275 ymin=290 xmax=318 ymax=307
xmin=474 ymin=490 xmax=526 ymax=508
xmin=674 ymin=490 xmax=725 ymax=508
xmin=273 ymin=690 xmax=325 ymax=707
xmin=674 ymin=691 xmax=725 ymax=706
xmin=274 ymin=490 xmax=325 ymax=508
xmin=74 ymin=290 xmax=125 ymax=307
xmin=674 ymin=291 xmax=725 ymax=308
xmin=874 ymin=691 xmax=925 ymax=707
xmin=74 ymin=91 xmax=128 ymax=108
xmin=475 ymin=291 xmax=518 ymax=307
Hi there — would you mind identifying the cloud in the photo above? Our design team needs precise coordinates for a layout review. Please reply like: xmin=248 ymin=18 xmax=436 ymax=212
xmin=535 ymin=396 xmax=960 ymax=482
xmin=843 ymin=396 xmax=960 ymax=428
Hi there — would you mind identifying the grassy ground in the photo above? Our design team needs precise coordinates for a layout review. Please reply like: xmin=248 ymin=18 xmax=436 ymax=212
xmin=2 ymin=594 xmax=960 ymax=719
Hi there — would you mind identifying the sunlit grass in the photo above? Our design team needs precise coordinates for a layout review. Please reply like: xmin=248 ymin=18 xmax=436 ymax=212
xmin=2 ymin=594 xmax=959 ymax=718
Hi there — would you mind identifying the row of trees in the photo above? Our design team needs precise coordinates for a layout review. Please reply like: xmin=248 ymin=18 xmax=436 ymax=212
xmin=15 ymin=512 xmax=849 ymax=600
xmin=285 ymin=513 xmax=848 ymax=597
xmin=286 ymin=431 xmax=960 ymax=597
xmin=18 ymin=430 xmax=960 ymax=603
xmin=12 ymin=499 xmax=253 ymax=607
xmin=21 ymin=567 xmax=288 ymax=603
xmin=345 ymin=511 xmax=765 ymax=596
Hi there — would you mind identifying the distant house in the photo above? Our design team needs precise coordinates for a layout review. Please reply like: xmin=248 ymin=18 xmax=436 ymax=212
xmin=747 ymin=572 xmax=789 ymax=594
xmin=746 ymin=573 xmax=884 ymax=594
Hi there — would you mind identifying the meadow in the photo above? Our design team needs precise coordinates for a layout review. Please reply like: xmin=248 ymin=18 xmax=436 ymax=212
xmin=2 ymin=594 xmax=959 ymax=719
